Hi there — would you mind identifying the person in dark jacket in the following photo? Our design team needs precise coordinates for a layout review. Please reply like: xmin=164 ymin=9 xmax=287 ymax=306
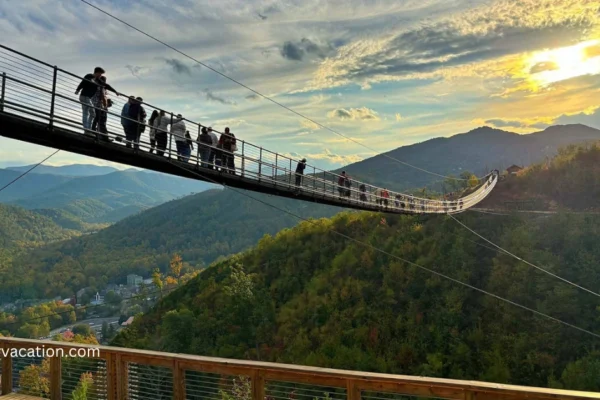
xmin=197 ymin=127 xmax=212 ymax=168
xmin=218 ymin=127 xmax=236 ymax=175
xmin=295 ymin=158 xmax=306 ymax=187
xmin=75 ymin=67 xmax=105 ymax=130
xmin=337 ymin=171 xmax=347 ymax=198
xmin=126 ymin=97 xmax=146 ymax=149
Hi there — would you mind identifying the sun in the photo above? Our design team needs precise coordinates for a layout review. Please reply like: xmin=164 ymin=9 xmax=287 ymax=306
xmin=526 ymin=39 xmax=600 ymax=87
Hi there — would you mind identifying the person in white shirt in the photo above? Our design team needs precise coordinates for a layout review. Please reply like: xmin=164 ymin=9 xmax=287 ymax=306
xmin=207 ymin=127 xmax=218 ymax=169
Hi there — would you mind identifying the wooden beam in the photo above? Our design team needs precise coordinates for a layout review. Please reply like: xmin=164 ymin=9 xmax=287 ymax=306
xmin=49 ymin=356 xmax=62 ymax=400
xmin=115 ymin=354 xmax=128 ymax=400
xmin=1 ymin=346 xmax=12 ymax=395
xmin=252 ymin=369 xmax=265 ymax=400
xmin=346 ymin=379 xmax=361 ymax=400
xmin=173 ymin=360 xmax=185 ymax=400
xmin=106 ymin=353 xmax=117 ymax=400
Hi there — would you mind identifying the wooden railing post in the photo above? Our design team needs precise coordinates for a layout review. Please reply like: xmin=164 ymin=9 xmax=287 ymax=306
xmin=173 ymin=360 xmax=186 ymax=400
xmin=346 ymin=380 xmax=360 ymax=400
xmin=1 ymin=345 xmax=12 ymax=394
xmin=106 ymin=352 xmax=117 ymax=400
xmin=49 ymin=356 xmax=62 ymax=400
xmin=251 ymin=370 xmax=265 ymax=400
xmin=116 ymin=354 xmax=128 ymax=400
xmin=0 ymin=72 xmax=5 ymax=113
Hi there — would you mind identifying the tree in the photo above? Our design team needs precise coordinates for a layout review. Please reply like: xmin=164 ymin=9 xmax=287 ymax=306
xmin=169 ymin=253 xmax=184 ymax=284
xmin=152 ymin=268 xmax=164 ymax=297
xmin=71 ymin=372 xmax=94 ymax=400
xmin=105 ymin=291 xmax=123 ymax=306
xmin=101 ymin=321 xmax=109 ymax=340
xmin=18 ymin=358 xmax=50 ymax=397
xmin=72 ymin=324 xmax=92 ymax=337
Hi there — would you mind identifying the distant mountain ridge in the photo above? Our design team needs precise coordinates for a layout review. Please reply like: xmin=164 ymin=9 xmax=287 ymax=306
xmin=340 ymin=124 xmax=600 ymax=190
xmin=0 ymin=168 xmax=214 ymax=223
xmin=6 ymin=164 xmax=119 ymax=177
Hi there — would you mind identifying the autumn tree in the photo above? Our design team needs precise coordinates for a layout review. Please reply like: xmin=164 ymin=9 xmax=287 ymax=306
xmin=19 ymin=359 xmax=50 ymax=397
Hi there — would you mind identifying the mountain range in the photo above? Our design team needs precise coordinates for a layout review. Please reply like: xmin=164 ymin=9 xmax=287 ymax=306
xmin=341 ymin=124 xmax=600 ymax=190
xmin=0 ymin=168 xmax=214 ymax=224
xmin=2 ymin=123 xmax=600 ymax=300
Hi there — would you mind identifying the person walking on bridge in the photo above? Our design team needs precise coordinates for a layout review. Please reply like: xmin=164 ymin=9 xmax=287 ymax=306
xmin=338 ymin=171 xmax=347 ymax=198
xmin=198 ymin=127 xmax=212 ymax=168
xmin=120 ymin=96 xmax=134 ymax=142
xmin=153 ymin=110 xmax=169 ymax=157
xmin=76 ymin=67 xmax=106 ymax=131
xmin=207 ymin=127 xmax=218 ymax=169
xmin=126 ymin=97 xmax=146 ymax=149
xmin=295 ymin=158 xmax=306 ymax=188
xmin=219 ymin=127 xmax=237 ymax=175
xmin=170 ymin=114 xmax=187 ymax=161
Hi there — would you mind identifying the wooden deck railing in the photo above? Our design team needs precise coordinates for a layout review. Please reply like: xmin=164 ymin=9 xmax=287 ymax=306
xmin=1 ymin=337 xmax=599 ymax=400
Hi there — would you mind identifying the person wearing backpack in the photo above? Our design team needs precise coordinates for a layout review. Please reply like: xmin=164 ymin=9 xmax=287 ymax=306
xmin=198 ymin=127 xmax=212 ymax=168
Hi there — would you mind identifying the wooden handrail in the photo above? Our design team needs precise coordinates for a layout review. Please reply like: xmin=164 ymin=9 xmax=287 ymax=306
xmin=0 ymin=337 xmax=599 ymax=400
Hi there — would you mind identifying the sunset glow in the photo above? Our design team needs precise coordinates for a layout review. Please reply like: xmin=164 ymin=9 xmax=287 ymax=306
xmin=527 ymin=40 xmax=600 ymax=87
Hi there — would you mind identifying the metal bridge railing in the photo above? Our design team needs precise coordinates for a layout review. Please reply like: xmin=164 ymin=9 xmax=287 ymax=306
xmin=0 ymin=44 xmax=497 ymax=214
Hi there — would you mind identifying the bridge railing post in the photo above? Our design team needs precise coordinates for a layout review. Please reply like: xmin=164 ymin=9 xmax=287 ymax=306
xmin=169 ymin=112 xmax=174 ymax=160
xmin=289 ymin=159 xmax=292 ymax=186
xmin=274 ymin=153 xmax=278 ymax=185
xmin=196 ymin=125 xmax=201 ymax=167
xmin=49 ymin=66 xmax=57 ymax=128
xmin=258 ymin=147 xmax=262 ymax=181
xmin=0 ymin=72 xmax=5 ymax=113
xmin=241 ymin=141 xmax=245 ymax=177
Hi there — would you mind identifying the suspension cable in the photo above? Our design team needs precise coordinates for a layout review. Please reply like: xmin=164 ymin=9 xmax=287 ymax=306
xmin=448 ymin=213 xmax=600 ymax=299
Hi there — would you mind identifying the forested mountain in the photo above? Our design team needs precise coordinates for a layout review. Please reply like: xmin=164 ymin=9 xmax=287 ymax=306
xmin=0 ymin=169 xmax=72 ymax=202
xmin=0 ymin=168 xmax=213 ymax=223
xmin=341 ymin=124 xmax=600 ymax=190
xmin=0 ymin=204 xmax=81 ymax=269
xmin=6 ymin=164 xmax=118 ymax=176
xmin=114 ymin=146 xmax=600 ymax=391
xmin=2 ymin=189 xmax=339 ymax=300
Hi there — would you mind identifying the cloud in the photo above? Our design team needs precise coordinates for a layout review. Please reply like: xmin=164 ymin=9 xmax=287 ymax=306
xmin=305 ymin=148 xmax=363 ymax=166
xmin=204 ymin=89 xmax=237 ymax=105
xmin=165 ymin=58 xmax=192 ymax=75
xmin=281 ymin=38 xmax=334 ymax=61
xmin=529 ymin=61 xmax=559 ymax=74
xmin=300 ymin=120 xmax=321 ymax=130
xmin=327 ymin=107 xmax=380 ymax=121
xmin=125 ymin=65 xmax=144 ymax=79
xmin=309 ymin=0 xmax=600 ymax=90
xmin=584 ymin=43 xmax=600 ymax=59
xmin=245 ymin=93 xmax=261 ymax=101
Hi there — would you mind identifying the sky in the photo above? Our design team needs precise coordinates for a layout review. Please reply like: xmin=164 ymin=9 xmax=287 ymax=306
xmin=1 ymin=0 xmax=600 ymax=171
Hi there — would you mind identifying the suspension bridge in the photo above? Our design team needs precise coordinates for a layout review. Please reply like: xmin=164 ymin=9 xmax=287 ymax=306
xmin=0 ymin=44 xmax=497 ymax=214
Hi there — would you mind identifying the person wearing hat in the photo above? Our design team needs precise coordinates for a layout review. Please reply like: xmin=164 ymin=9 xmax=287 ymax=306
xmin=295 ymin=158 xmax=307 ymax=187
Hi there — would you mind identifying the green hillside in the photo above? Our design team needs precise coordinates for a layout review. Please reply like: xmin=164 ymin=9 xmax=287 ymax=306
xmin=0 ymin=169 xmax=72 ymax=202
xmin=10 ymin=170 xmax=213 ymax=223
xmin=0 ymin=204 xmax=80 ymax=273
xmin=4 ymin=189 xmax=340 ymax=300
xmin=114 ymin=144 xmax=600 ymax=391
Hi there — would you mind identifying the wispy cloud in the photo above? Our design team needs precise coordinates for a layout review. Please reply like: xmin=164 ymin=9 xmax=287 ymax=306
xmin=327 ymin=107 xmax=379 ymax=121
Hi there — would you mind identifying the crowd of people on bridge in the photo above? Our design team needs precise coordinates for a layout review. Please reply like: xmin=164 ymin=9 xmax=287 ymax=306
xmin=74 ymin=66 xmax=490 ymax=212
xmin=76 ymin=67 xmax=239 ymax=174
